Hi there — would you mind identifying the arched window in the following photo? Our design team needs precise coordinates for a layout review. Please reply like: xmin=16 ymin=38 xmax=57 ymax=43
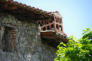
xmin=42 ymin=27 xmax=46 ymax=31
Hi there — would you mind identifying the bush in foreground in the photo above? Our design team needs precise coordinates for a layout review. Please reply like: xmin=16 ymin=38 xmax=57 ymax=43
xmin=55 ymin=28 xmax=92 ymax=61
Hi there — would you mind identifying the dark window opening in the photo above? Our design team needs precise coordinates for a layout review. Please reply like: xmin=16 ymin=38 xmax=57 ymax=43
xmin=46 ymin=21 xmax=49 ymax=24
xmin=50 ymin=20 xmax=52 ymax=23
xmin=51 ymin=24 xmax=54 ymax=28
xmin=38 ymin=21 xmax=43 ymax=26
xmin=40 ymin=24 xmax=42 ymax=26
xmin=42 ymin=27 xmax=46 ymax=31
xmin=2 ymin=27 xmax=16 ymax=52
xmin=38 ymin=22 xmax=40 ymax=24
xmin=38 ymin=21 xmax=40 ymax=24
xmin=59 ymin=25 xmax=62 ymax=31
xmin=47 ymin=26 xmax=50 ymax=30
xmin=56 ymin=24 xmax=59 ymax=30
xmin=61 ymin=26 xmax=62 ymax=31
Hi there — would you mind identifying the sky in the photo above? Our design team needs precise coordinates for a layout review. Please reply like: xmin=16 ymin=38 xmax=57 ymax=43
xmin=14 ymin=0 xmax=92 ymax=39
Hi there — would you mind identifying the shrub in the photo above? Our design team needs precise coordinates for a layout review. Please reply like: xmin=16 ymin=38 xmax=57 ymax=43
xmin=55 ymin=28 xmax=92 ymax=61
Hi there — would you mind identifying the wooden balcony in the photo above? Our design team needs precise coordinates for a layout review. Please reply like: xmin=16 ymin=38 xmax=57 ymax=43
xmin=38 ymin=13 xmax=68 ymax=47
xmin=40 ymin=30 xmax=68 ymax=47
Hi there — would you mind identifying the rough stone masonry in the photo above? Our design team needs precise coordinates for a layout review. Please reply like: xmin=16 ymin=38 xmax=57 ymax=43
xmin=0 ymin=13 xmax=56 ymax=61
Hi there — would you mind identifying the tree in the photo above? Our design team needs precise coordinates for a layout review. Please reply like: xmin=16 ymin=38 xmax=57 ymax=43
xmin=55 ymin=28 xmax=92 ymax=61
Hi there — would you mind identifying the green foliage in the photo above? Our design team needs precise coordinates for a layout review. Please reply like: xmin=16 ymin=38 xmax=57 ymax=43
xmin=55 ymin=28 xmax=92 ymax=61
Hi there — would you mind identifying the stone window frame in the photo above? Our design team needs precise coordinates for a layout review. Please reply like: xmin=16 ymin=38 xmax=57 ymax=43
xmin=0 ymin=26 xmax=17 ymax=52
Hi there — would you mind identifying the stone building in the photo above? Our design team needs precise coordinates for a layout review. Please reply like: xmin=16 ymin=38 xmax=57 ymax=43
xmin=0 ymin=0 xmax=67 ymax=61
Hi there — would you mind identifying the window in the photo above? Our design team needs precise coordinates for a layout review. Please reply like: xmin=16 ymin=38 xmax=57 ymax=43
xmin=2 ymin=27 xmax=16 ymax=52
xmin=56 ymin=24 xmax=59 ymax=30
xmin=59 ymin=25 xmax=62 ymax=31
xmin=51 ymin=24 xmax=54 ymax=28
xmin=47 ymin=26 xmax=50 ymax=30
xmin=40 ymin=24 xmax=42 ymax=26
xmin=46 ymin=21 xmax=49 ymax=24
xmin=61 ymin=26 xmax=62 ymax=31
xmin=46 ymin=22 xmax=48 ymax=24
xmin=42 ymin=27 xmax=46 ymax=31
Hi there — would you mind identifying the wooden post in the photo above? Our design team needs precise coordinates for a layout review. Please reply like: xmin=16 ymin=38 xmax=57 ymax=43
xmin=61 ymin=24 xmax=63 ymax=32
xmin=54 ymin=16 xmax=56 ymax=31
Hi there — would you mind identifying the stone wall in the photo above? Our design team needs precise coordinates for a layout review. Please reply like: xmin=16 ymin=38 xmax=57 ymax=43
xmin=0 ymin=13 xmax=56 ymax=61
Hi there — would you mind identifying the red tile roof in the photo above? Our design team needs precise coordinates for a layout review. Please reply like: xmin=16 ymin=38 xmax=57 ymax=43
xmin=0 ymin=0 xmax=54 ymax=21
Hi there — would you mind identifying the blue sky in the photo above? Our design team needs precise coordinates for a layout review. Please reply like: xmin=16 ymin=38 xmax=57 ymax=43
xmin=14 ymin=0 xmax=92 ymax=39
